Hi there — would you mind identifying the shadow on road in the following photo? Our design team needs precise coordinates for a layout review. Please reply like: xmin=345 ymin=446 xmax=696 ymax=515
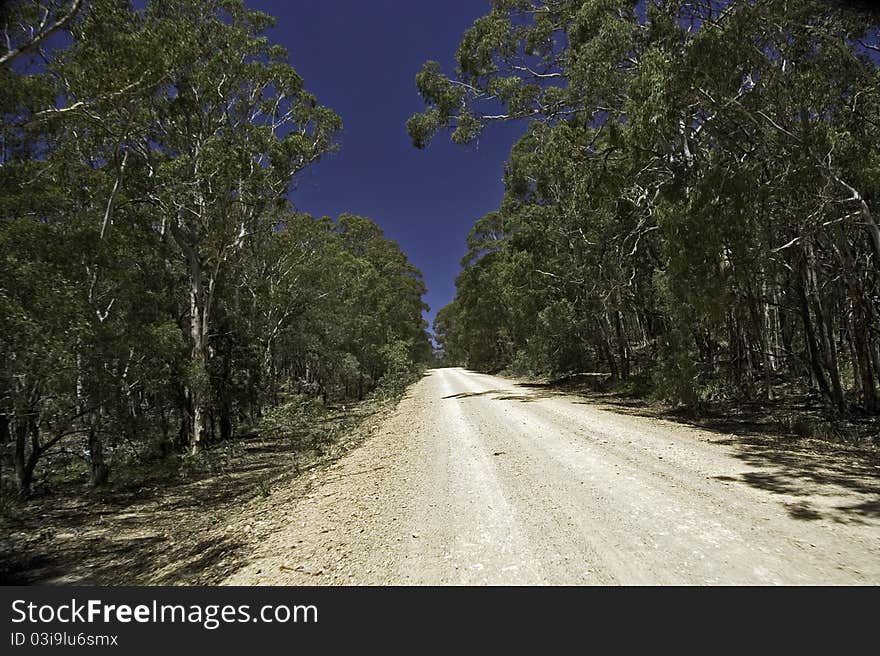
xmin=707 ymin=435 xmax=880 ymax=524
xmin=445 ymin=372 xmax=880 ymax=526
xmin=442 ymin=389 xmax=506 ymax=399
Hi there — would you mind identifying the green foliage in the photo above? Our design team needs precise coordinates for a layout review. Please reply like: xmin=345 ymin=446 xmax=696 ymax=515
xmin=419 ymin=0 xmax=880 ymax=416
xmin=258 ymin=395 xmax=325 ymax=446
xmin=0 ymin=0 xmax=432 ymax=498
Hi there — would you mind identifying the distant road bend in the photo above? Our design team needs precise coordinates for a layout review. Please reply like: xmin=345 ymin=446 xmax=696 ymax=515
xmin=226 ymin=368 xmax=880 ymax=585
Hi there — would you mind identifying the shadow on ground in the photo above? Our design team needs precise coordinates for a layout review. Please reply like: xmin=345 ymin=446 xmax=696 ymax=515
xmin=445 ymin=371 xmax=880 ymax=526
xmin=0 ymin=405 xmax=383 ymax=585
xmin=0 ymin=438 xmax=296 ymax=584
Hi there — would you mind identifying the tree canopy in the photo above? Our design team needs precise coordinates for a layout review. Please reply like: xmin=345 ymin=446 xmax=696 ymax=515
xmin=415 ymin=0 xmax=880 ymax=415
xmin=1 ymin=0 xmax=431 ymax=497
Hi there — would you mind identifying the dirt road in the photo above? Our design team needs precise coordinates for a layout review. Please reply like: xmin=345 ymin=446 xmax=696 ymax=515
xmin=224 ymin=368 xmax=880 ymax=585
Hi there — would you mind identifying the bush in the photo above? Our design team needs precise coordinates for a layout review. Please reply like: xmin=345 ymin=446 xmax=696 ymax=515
xmin=258 ymin=394 xmax=326 ymax=447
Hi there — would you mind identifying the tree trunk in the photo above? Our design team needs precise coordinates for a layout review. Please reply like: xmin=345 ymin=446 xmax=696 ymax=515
xmin=177 ymin=387 xmax=192 ymax=451
xmin=778 ymin=293 xmax=795 ymax=376
xmin=812 ymin=290 xmax=845 ymax=413
xmin=727 ymin=309 xmax=745 ymax=390
xmin=189 ymin=273 xmax=209 ymax=454
xmin=850 ymin=291 xmax=877 ymax=413
xmin=13 ymin=420 xmax=29 ymax=498
xmin=747 ymin=287 xmax=773 ymax=401
xmin=88 ymin=414 xmax=109 ymax=487
xmin=597 ymin=317 xmax=619 ymax=382
xmin=219 ymin=404 xmax=232 ymax=442
xmin=169 ymin=222 xmax=213 ymax=454
xmin=835 ymin=231 xmax=877 ymax=414
xmin=614 ymin=309 xmax=630 ymax=380
xmin=0 ymin=410 xmax=10 ymax=493
xmin=797 ymin=270 xmax=833 ymax=404
xmin=14 ymin=416 xmax=40 ymax=499
xmin=156 ymin=405 xmax=172 ymax=459
xmin=873 ymin=341 xmax=880 ymax=408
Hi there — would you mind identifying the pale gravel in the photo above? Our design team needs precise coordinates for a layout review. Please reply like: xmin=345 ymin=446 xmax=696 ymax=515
xmin=223 ymin=368 xmax=880 ymax=585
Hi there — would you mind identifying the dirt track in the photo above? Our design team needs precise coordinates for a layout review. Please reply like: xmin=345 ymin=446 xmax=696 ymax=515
xmin=224 ymin=368 xmax=880 ymax=585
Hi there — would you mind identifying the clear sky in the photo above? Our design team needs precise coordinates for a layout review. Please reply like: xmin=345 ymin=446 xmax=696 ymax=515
xmin=245 ymin=0 xmax=525 ymax=330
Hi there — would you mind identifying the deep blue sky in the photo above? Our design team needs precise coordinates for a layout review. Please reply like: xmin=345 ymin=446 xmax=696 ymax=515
xmin=246 ymin=0 xmax=524 ymax=329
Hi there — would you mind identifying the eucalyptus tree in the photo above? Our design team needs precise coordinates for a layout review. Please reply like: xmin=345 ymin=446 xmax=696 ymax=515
xmin=414 ymin=0 xmax=880 ymax=413
xmin=329 ymin=214 xmax=430 ymax=395
xmin=1 ymin=0 xmax=433 ymax=499
xmin=0 ymin=0 xmax=84 ymax=68
xmin=132 ymin=0 xmax=341 ymax=452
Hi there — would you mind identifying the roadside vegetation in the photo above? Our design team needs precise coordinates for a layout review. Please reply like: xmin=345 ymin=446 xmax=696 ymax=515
xmin=0 ymin=374 xmax=420 ymax=584
xmin=415 ymin=0 xmax=880 ymax=438
xmin=0 ymin=0 xmax=432 ymax=505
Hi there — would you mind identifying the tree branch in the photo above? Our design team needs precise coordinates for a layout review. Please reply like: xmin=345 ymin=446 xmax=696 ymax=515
xmin=0 ymin=0 xmax=84 ymax=68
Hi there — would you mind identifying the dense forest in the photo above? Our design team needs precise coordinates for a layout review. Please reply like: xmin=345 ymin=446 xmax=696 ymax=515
xmin=1 ymin=0 xmax=431 ymax=497
xmin=3 ymin=0 xmax=878 ymax=502
xmin=415 ymin=0 xmax=880 ymax=416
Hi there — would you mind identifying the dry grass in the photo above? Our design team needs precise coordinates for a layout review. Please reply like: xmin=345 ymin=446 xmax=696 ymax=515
xmin=0 ymin=396 xmax=395 ymax=585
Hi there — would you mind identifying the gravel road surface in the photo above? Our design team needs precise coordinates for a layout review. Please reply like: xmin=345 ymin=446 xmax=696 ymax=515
xmin=224 ymin=368 xmax=879 ymax=585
